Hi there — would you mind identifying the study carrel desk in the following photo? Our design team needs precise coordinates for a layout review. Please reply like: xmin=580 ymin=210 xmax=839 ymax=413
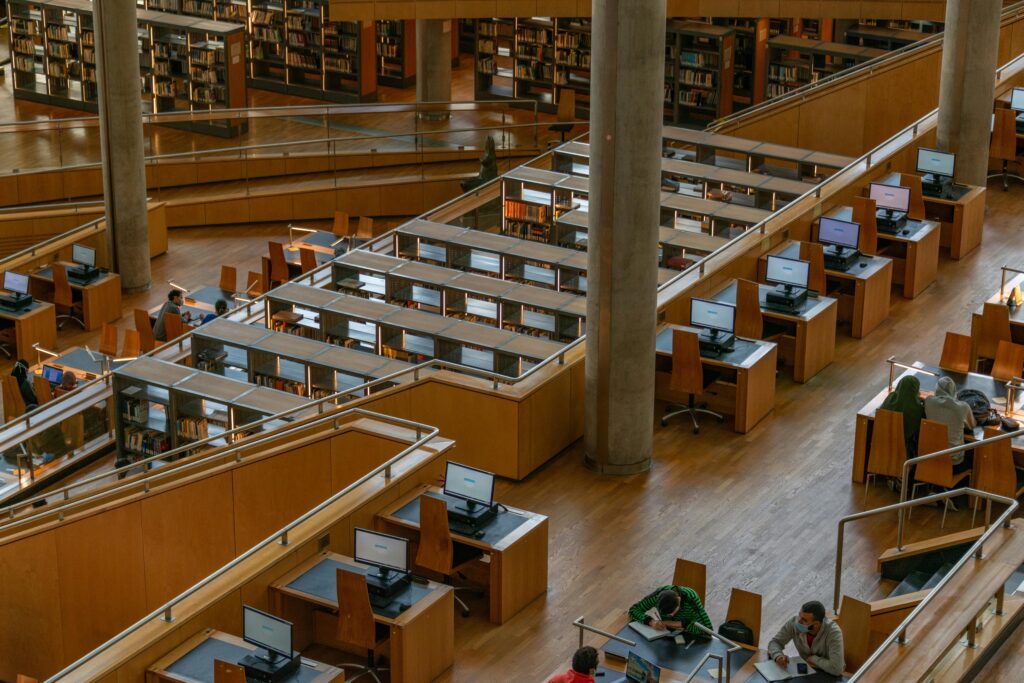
xmin=970 ymin=272 xmax=1024 ymax=366
xmin=711 ymin=281 xmax=837 ymax=383
xmin=761 ymin=242 xmax=892 ymax=339
xmin=375 ymin=484 xmax=549 ymax=625
xmin=0 ymin=299 xmax=55 ymax=357
xmin=29 ymin=264 xmax=121 ymax=331
xmin=655 ymin=324 xmax=777 ymax=433
xmin=147 ymin=628 xmax=343 ymax=682
xmin=269 ymin=550 xmax=453 ymax=683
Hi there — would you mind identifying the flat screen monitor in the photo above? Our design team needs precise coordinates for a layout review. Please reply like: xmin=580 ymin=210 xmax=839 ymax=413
xmin=444 ymin=461 xmax=495 ymax=507
xmin=354 ymin=528 xmax=408 ymax=574
xmin=1011 ymin=87 xmax=1024 ymax=112
xmin=3 ymin=271 xmax=29 ymax=296
xmin=626 ymin=652 xmax=662 ymax=683
xmin=71 ymin=243 xmax=96 ymax=268
xmin=868 ymin=183 xmax=911 ymax=213
xmin=689 ymin=298 xmax=735 ymax=335
xmin=916 ymin=148 xmax=955 ymax=179
xmin=765 ymin=255 xmax=810 ymax=290
xmin=818 ymin=216 xmax=861 ymax=251
xmin=242 ymin=605 xmax=292 ymax=660
xmin=42 ymin=365 xmax=63 ymax=384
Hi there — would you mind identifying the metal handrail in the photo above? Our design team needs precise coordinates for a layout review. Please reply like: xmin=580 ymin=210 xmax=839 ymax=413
xmin=833 ymin=488 xmax=1018 ymax=613
xmin=998 ymin=264 xmax=1024 ymax=302
xmin=0 ymin=217 xmax=105 ymax=267
xmin=845 ymin=491 xmax=1019 ymax=682
xmin=688 ymin=622 xmax=741 ymax=683
xmin=45 ymin=411 xmax=441 ymax=682
xmin=885 ymin=356 xmax=940 ymax=392
xmin=572 ymin=616 xmax=637 ymax=649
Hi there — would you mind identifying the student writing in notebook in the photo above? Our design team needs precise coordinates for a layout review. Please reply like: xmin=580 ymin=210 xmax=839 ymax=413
xmin=628 ymin=586 xmax=712 ymax=640
xmin=767 ymin=600 xmax=845 ymax=676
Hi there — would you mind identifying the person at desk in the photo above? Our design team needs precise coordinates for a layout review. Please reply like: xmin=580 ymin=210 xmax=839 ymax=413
xmin=879 ymin=375 xmax=925 ymax=457
xmin=767 ymin=600 xmax=845 ymax=676
xmin=53 ymin=370 xmax=78 ymax=398
xmin=200 ymin=299 xmax=229 ymax=325
xmin=153 ymin=289 xmax=184 ymax=342
xmin=628 ymin=586 xmax=712 ymax=641
xmin=11 ymin=359 xmax=37 ymax=410
xmin=924 ymin=376 xmax=976 ymax=472
xmin=547 ymin=646 xmax=600 ymax=683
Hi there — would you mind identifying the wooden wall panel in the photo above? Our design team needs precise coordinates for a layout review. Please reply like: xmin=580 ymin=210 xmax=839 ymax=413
xmin=330 ymin=429 xmax=406 ymax=490
xmin=797 ymin=80 xmax=868 ymax=156
xmin=519 ymin=369 xmax=578 ymax=476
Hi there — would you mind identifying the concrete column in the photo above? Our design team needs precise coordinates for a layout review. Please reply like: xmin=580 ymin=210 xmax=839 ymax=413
xmin=584 ymin=0 xmax=666 ymax=475
xmin=936 ymin=0 xmax=1002 ymax=186
xmin=94 ymin=0 xmax=150 ymax=293
xmin=415 ymin=19 xmax=452 ymax=111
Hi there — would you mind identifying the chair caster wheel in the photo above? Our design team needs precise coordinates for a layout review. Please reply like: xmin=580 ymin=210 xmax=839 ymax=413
xmin=661 ymin=418 xmax=669 ymax=426
xmin=693 ymin=426 xmax=700 ymax=434
xmin=461 ymin=609 xmax=470 ymax=618
xmin=716 ymin=415 xmax=725 ymax=423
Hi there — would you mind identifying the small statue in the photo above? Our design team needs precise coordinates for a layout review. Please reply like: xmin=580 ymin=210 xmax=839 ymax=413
xmin=461 ymin=136 xmax=499 ymax=192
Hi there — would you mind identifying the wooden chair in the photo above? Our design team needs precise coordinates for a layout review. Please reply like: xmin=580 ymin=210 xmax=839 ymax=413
xmin=33 ymin=375 xmax=53 ymax=406
xmin=268 ymin=241 xmax=290 ymax=286
xmin=219 ymin=265 xmax=237 ymax=294
xmin=246 ymin=270 xmax=265 ymax=296
xmin=299 ymin=247 xmax=319 ymax=274
xmin=549 ymin=89 xmax=576 ymax=142
xmin=864 ymin=408 xmax=907 ymax=505
xmin=133 ymin=309 xmax=158 ymax=353
xmin=356 ymin=216 xmax=375 ymax=241
xmin=61 ymin=413 xmax=85 ymax=451
xmin=213 ymin=660 xmax=246 ymax=683
xmin=53 ymin=263 xmax=84 ymax=329
xmin=2 ymin=374 xmax=26 ymax=419
xmin=121 ymin=329 xmax=141 ymax=358
xmin=671 ymin=557 xmax=707 ymax=606
xmin=416 ymin=494 xmax=484 ymax=617
xmin=989 ymin=108 xmax=1018 ymax=191
xmin=899 ymin=173 xmax=926 ymax=221
xmin=164 ymin=312 xmax=185 ymax=341
xmin=992 ymin=340 xmax=1024 ymax=382
xmin=910 ymin=419 xmax=970 ymax=528
xmin=851 ymin=196 xmax=878 ymax=256
xmin=974 ymin=302 xmax=1012 ymax=370
xmin=661 ymin=329 xmax=723 ymax=434
xmin=98 ymin=323 xmax=118 ymax=357
xmin=971 ymin=426 xmax=1024 ymax=526
xmin=17 ymin=676 xmax=39 ymax=683
xmin=332 ymin=210 xmax=353 ymax=238
xmin=336 ymin=568 xmax=390 ymax=683
xmin=734 ymin=279 xmax=763 ymax=339
xmin=798 ymin=242 xmax=827 ymax=295
xmin=938 ymin=331 xmax=972 ymax=373
xmin=725 ymin=588 xmax=763 ymax=647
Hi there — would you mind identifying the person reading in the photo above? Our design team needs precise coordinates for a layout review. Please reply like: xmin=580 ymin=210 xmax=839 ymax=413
xmin=628 ymin=586 xmax=712 ymax=640
xmin=879 ymin=375 xmax=924 ymax=457
xmin=153 ymin=289 xmax=184 ymax=342
xmin=767 ymin=600 xmax=845 ymax=676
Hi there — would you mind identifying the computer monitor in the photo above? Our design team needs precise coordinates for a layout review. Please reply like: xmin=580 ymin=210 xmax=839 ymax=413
xmin=354 ymin=528 xmax=409 ymax=577
xmin=818 ymin=216 xmax=861 ymax=253
xmin=42 ymin=364 xmax=63 ymax=385
xmin=765 ymin=255 xmax=810 ymax=292
xmin=71 ymin=243 xmax=96 ymax=268
xmin=242 ymin=605 xmax=292 ymax=663
xmin=625 ymin=652 xmax=662 ymax=683
xmin=3 ymin=271 xmax=29 ymax=296
xmin=443 ymin=461 xmax=495 ymax=509
xmin=868 ymin=183 xmax=911 ymax=214
xmin=916 ymin=148 xmax=956 ymax=179
xmin=689 ymin=298 xmax=735 ymax=336
xmin=1011 ymin=87 xmax=1024 ymax=112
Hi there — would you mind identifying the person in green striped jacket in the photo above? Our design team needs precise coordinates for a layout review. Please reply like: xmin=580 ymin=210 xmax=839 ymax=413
xmin=628 ymin=586 xmax=713 ymax=640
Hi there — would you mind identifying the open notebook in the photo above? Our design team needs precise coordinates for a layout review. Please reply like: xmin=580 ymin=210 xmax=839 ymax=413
xmin=627 ymin=608 xmax=684 ymax=641
xmin=753 ymin=657 xmax=813 ymax=681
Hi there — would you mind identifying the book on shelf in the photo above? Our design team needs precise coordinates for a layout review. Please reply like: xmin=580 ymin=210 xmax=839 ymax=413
xmin=517 ymin=27 xmax=552 ymax=45
xmin=13 ymin=56 xmax=36 ymax=73
xmin=504 ymin=199 xmax=549 ymax=224
xmin=325 ymin=56 xmax=355 ymax=74
xmin=45 ymin=25 xmax=70 ymax=42
xmin=255 ymin=374 xmax=307 ymax=395
xmin=12 ymin=19 xmax=38 ymax=36
xmin=680 ymin=51 xmax=719 ymax=68
xmin=183 ymin=0 xmax=216 ymax=17
xmin=124 ymin=427 xmax=170 ymax=456
xmin=477 ymin=57 xmax=496 ymax=75
xmin=505 ymin=220 xmax=550 ymax=242
xmin=176 ymin=416 xmax=210 ymax=441
xmin=250 ymin=9 xmax=281 ymax=26
xmin=13 ymin=38 xmax=36 ymax=55
xmin=680 ymin=70 xmax=715 ymax=87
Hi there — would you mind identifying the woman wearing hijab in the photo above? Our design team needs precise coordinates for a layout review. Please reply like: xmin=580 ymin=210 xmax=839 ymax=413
xmin=879 ymin=375 xmax=925 ymax=457
xmin=10 ymin=358 xmax=37 ymax=410
xmin=924 ymin=376 xmax=976 ymax=472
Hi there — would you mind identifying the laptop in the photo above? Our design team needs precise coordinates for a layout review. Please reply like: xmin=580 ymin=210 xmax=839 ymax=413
xmin=609 ymin=652 xmax=661 ymax=683
xmin=42 ymin=364 xmax=63 ymax=385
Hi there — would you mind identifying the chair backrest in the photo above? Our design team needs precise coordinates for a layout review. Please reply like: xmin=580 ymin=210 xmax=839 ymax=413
xmin=938 ymin=331 xmax=972 ymax=373
xmin=52 ymin=263 xmax=73 ymax=308
xmin=247 ymin=271 xmax=265 ymax=296
xmin=973 ymin=426 xmax=1018 ymax=498
xmin=213 ymin=659 xmax=247 ymax=683
xmin=335 ymin=567 xmax=378 ymax=651
xmin=332 ymin=211 xmax=353 ymax=237
xmin=121 ymin=328 xmax=141 ymax=358
xmin=992 ymin=340 xmax=1024 ymax=381
xmin=914 ymin=419 xmax=956 ymax=488
xmin=976 ymin=302 xmax=1012 ymax=362
xmin=416 ymin=494 xmax=454 ymax=574
xmin=991 ymin=108 xmax=1018 ymax=162
xmin=734 ymin=279 xmax=763 ymax=339
xmin=61 ymin=413 xmax=85 ymax=450
xmin=797 ymin=242 xmax=826 ymax=295
xmin=268 ymin=241 xmax=290 ymax=282
xmin=164 ymin=312 xmax=185 ymax=341
xmin=299 ymin=247 xmax=319 ymax=274
xmin=219 ymin=265 xmax=237 ymax=293
xmin=851 ymin=196 xmax=878 ymax=255
xmin=2 ymin=374 xmax=26 ymax=419
xmin=670 ymin=328 xmax=704 ymax=396
xmin=133 ymin=309 xmax=158 ymax=353
xmin=725 ymin=587 xmax=763 ymax=647
xmin=33 ymin=375 xmax=53 ymax=406
xmin=899 ymin=173 xmax=926 ymax=221
xmin=17 ymin=675 xmax=39 ymax=683
xmin=671 ymin=557 xmax=707 ymax=606
xmin=867 ymin=408 xmax=907 ymax=479
xmin=356 ymin=216 xmax=375 ymax=240
xmin=557 ymin=89 xmax=576 ymax=122
xmin=99 ymin=323 xmax=118 ymax=357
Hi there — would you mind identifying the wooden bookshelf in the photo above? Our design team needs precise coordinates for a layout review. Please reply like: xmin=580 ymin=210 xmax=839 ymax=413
xmin=666 ymin=21 xmax=734 ymax=126
xmin=765 ymin=35 xmax=884 ymax=100
xmin=375 ymin=19 xmax=415 ymax=87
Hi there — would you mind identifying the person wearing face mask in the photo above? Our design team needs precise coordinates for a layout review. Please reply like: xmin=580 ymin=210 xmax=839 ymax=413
xmin=767 ymin=600 xmax=845 ymax=676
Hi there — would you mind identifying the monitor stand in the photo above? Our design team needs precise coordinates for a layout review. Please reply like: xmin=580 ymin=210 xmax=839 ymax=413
xmin=240 ymin=649 xmax=300 ymax=683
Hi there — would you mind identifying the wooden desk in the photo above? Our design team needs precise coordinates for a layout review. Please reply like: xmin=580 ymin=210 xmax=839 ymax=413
xmin=262 ymin=247 xmax=333 ymax=286
xmin=184 ymin=285 xmax=236 ymax=311
xmin=970 ymin=273 xmax=1024 ymax=363
xmin=879 ymin=171 xmax=985 ymax=260
xmin=655 ymin=324 xmax=777 ymax=433
xmin=763 ymin=242 xmax=892 ymax=339
xmin=147 ymin=628 xmax=343 ymax=682
xmin=292 ymin=229 xmax=346 ymax=256
xmin=40 ymin=346 xmax=127 ymax=382
xmin=712 ymin=281 xmax=837 ymax=383
xmin=0 ymin=300 xmax=56 ymax=357
xmin=29 ymin=264 xmax=121 ymax=331
xmin=270 ymin=550 xmax=454 ymax=683
xmin=376 ymin=484 xmax=549 ymax=625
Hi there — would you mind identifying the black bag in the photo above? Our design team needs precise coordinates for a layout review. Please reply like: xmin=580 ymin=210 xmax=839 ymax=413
xmin=718 ymin=619 xmax=754 ymax=645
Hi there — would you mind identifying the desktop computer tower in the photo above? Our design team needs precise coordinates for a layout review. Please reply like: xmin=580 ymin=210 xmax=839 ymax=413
xmin=824 ymin=247 xmax=860 ymax=272
xmin=875 ymin=210 xmax=907 ymax=233
xmin=447 ymin=499 xmax=498 ymax=529
xmin=765 ymin=286 xmax=808 ymax=313
xmin=240 ymin=651 xmax=301 ymax=683
xmin=697 ymin=330 xmax=735 ymax=355
xmin=365 ymin=569 xmax=411 ymax=600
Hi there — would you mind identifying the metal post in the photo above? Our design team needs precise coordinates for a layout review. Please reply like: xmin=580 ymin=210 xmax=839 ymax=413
xmin=162 ymin=606 xmax=174 ymax=622
xmin=279 ymin=531 xmax=289 ymax=546
xmin=578 ymin=616 xmax=585 ymax=648
xmin=995 ymin=586 xmax=1005 ymax=616
xmin=967 ymin=619 xmax=977 ymax=648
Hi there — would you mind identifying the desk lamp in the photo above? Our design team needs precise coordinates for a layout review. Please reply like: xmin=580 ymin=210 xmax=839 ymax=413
xmin=885 ymin=356 xmax=939 ymax=393
xmin=31 ymin=342 xmax=59 ymax=367
xmin=287 ymin=224 xmax=316 ymax=251
xmin=998 ymin=266 xmax=1024 ymax=307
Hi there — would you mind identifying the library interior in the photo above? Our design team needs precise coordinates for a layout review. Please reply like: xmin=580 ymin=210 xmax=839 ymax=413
xmin=1 ymin=0 xmax=1024 ymax=681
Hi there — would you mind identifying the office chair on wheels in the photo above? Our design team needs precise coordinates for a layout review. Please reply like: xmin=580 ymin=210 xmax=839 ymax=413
xmin=661 ymin=329 xmax=723 ymax=434
xmin=417 ymin=494 xmax=485 ymax=617
xmin=53 ymin=263 xmax=84 ymax=329
xmin=335 ymin=568 xmax=391 ymax=683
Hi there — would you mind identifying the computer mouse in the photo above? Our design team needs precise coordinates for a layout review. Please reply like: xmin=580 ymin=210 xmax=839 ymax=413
xmin=399 ymin=602 xmax=411 ymax=612
xmin=900 ymin=229 xmax=909 ymax=235
xmin=473 ymin=529 xmax=486 ymax=539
